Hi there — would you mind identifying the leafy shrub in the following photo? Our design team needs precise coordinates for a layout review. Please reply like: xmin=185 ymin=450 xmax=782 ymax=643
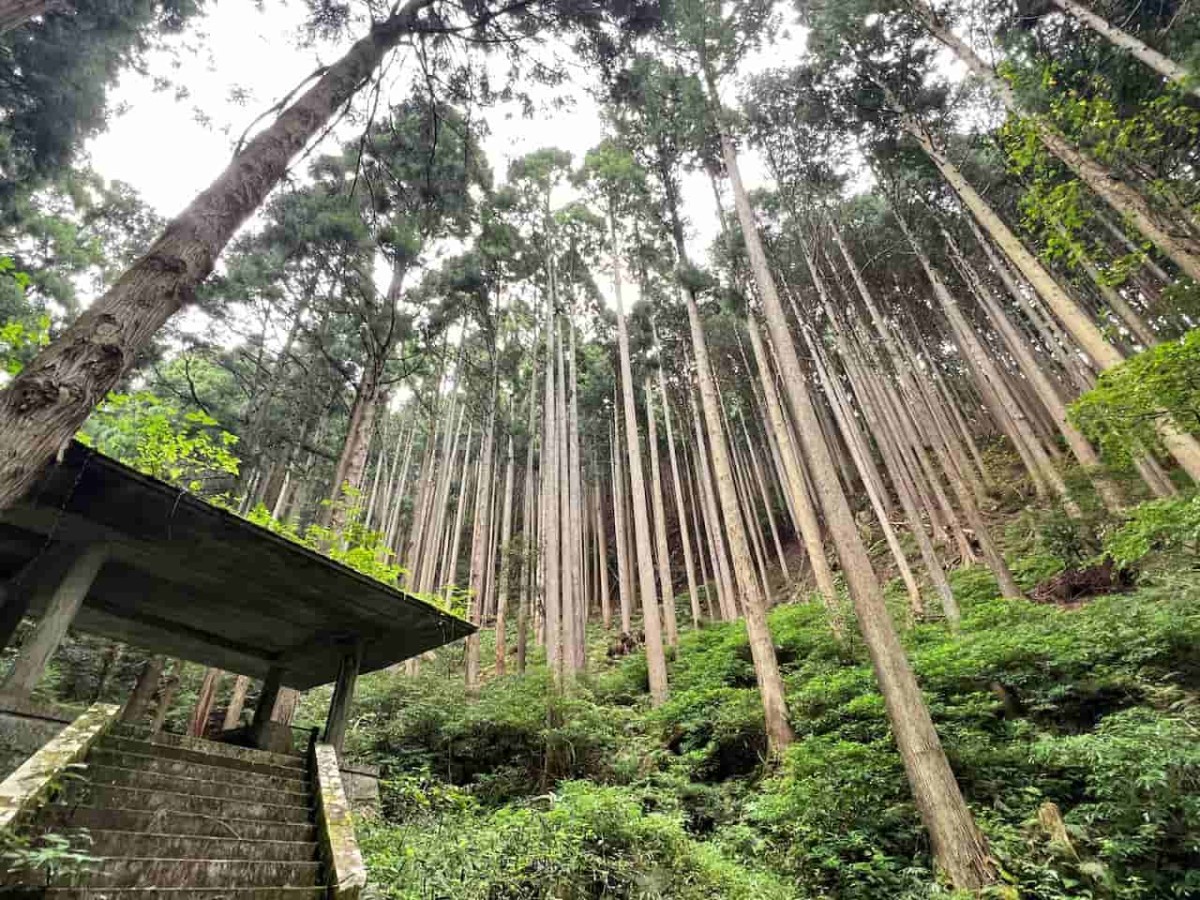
xmin=1069 ymin=329 xmax=1200 ymax=467
xmin=745 ymin=736 xmax=925 ymax=898
xmin=344 ymin=668 xmax=640 ymax=803
xmin=1103 ymin=494 xmax=1200 ymax=569
xmin=1031 ymin=708 xmax=1200 ymax=897
xmin=359 ymin=781 xmax=798 ymax=900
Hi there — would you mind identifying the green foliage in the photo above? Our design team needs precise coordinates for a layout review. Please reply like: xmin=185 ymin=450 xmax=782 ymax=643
xmin=244 ymin=490 xmax=406 ymax=589
xmin=746 ymin=736 xmax=921 ymax=898
xmin=78 ymin=391 xmax=240 ymax=497
xmin=1103 ymin=494 xmax=1200 ymax=570
xmin=1069 ymin=329 xmax=1200 ymax=467
xmin=342 ymin=667 xmax=641 ymax=803
xmin=0 ymin=829 xmax=95 ymax=881
xmin=359 ymin=780 xmax=798 ymax=900
xmin=0 ymin=254 xmax=48 ymax=378
xmin=1031 ymin=708 xmax=1200 ymax=898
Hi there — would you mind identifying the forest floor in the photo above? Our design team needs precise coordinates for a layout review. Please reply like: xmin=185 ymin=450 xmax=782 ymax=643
xmin=294 ymin=475 xmax=1200 ymax=899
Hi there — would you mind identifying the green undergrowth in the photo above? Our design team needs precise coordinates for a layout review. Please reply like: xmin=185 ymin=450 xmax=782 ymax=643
xmin=342 ymin=566 xmax=1200 ymax=899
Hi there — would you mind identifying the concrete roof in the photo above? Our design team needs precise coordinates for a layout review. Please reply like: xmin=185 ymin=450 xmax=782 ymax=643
xmin=0 ymin=443 xmax=473 ymax=689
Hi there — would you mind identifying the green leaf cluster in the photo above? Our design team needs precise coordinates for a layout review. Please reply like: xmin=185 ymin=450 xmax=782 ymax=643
xmin=1069 ymin=329 xmax=1200 ymax=466
xmin=77 ymin=390 xmax=240 ymax=497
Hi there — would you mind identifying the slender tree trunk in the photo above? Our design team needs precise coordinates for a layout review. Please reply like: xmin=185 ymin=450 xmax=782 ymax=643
xmin=713 ymin=110 xmax=995 ymax=887
xmin=594 ymin=477 xmax=613 ymax=629
xmin=805 ymin=329 xmax=925 ymax=617
xmin=466 ymin=368 xmax=498 ymax=693
xmin=689 ymin=388 xmax=736 ymax=621
xmin=557 ymin=324 xmax=581 ymax=675
xmin=612 ymin=408 xmax=634 ymax=635
xmin=746 ymin=318 xmax=840 ymax=610
xmin=683 ymin=442 xmax=715 ymax=620
xmin=657 ymin=373 xmax=701 ymax=629
xmin=680 ymin=192 xmax=793 ymax=753
xmin=494 ymin=436 xmax=516 ymax=677
xmin=902 ymin=117 xmax=1200 ymax=482
xmin=611 ymin=213 xmax=669 ymax=705
xmin=565 ymin=322 xmax=586 ymax=673
xmin=645 ymin=377 xmax=680 ymax=647
xmin=743 ymin=421 xmax=790 ymax=582
xmin=441 ymin=431 xmax=473 ymax=594
xmin=541 ymin=305 xmax=562 ymax=678
xmin=1050 ymin=0 xmax=1200 ymax=98
xmin=516 ymin=340 xmax=541 ymax=674
xmin=906 ymin=6 xmax=1200 ymax=282
xmin=947 ymin=229 xmax=1124 ymax=511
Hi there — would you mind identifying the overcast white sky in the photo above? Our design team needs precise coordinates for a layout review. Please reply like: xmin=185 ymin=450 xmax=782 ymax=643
xmin=86 ymin=0 xmax=812 ymax=298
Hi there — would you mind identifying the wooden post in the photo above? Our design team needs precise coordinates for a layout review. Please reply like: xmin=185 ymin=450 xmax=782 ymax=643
xmin=0 ymin=543 xmax=108 ymax=700
xmin=323 ymin=641 xmax=364 ymax=755
xmin=251 ymin=666 xmax=285 ymax=731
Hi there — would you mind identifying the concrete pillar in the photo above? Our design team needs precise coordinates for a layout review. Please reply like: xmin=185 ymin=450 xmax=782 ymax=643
xmin=322 ymin=640 xmax=364 ymax=755
xmin=0 ymin=544 xmax=108 ymax=700
xmin=251 ymin=666 xmax=284 ymax=732
xmin=0 ymin=545 xmax=77 ymax=653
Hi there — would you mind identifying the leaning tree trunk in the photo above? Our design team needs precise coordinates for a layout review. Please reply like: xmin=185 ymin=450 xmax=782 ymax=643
xmin=746 ymin=318 xmax=841 ymax=612
xmin=907 ymin=2 xmax=1200 ymax=283
xmin=688 ymin=393 xmax=736 ymax=620
xmin=946 ymin=227 xmax=1125 ymax=512
xmin=712 ymin=102 xmax=996 ymax=888
xmin=120 ymin=656 xmax=166 ymax=724
xmin=1050 ymin=0 xmax=1200 ymax=99
xmin=902 ymin=116 xmax=1200 ymax=483
xmin=0 ymin=0 xmax=438 ymax=514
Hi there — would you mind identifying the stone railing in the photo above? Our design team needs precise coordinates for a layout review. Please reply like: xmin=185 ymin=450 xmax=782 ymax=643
xmin=0 ymin=702 xmax=120 ymax=832
xmin=312 ymin=742 xmax=367 ymax=900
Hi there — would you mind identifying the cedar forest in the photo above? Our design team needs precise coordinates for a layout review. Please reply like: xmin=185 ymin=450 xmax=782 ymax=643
xmin=2 ymin=0 xmax=1200 ymax=896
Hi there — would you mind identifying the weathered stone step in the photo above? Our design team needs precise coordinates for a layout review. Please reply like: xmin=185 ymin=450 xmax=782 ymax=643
xmin=96 ymin=736 xmax=308 ymax=781
xmin=87 ymin=747 xmax=309 ymax=791
xmin=65 ymin=783 xmax=314 ymax=824
xmin=107 ymin=725 xmax=307 ymax=769
xmin=82 ymin=830 xmax=318 ymax=862
xmin=2 ymin=889 xmax=324 ymax=900
xmin=33 ymin=805 xmax=316 ymax=843
xmin=14 ymin=858 xmax=322 ymax=889
xmin=83 ymin=763 xmax=311 ymax=808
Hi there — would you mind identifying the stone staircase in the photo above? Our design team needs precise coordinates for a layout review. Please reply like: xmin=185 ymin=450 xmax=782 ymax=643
xmin=2 ymin=722 xmax=326 ymax=898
